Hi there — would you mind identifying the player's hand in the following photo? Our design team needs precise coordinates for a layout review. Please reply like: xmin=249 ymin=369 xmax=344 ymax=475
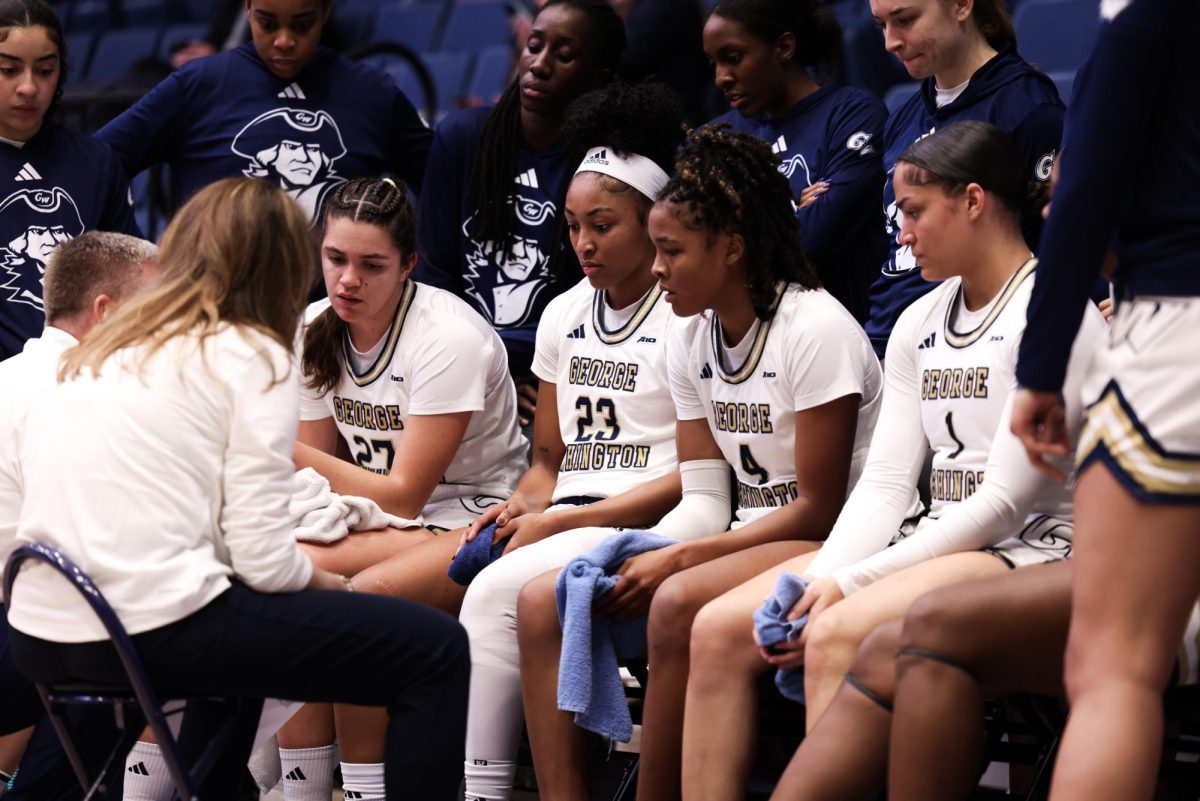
xmin=515 ymin=376 xmax=539 ymax=427
xmin=596 ymin=545 xmax=684 ymax=620
xmin=798 ymin=181 xmax=829 ymax=209
xmin=1010 ymin=388 xmax=1070 ymax=482
xmin=1097 ymin=297 xmax=1115 ymax=322
xmin=758 ymin=630 xmax=806 ymax=670
xmin=456 ymin=497 xmax=526 ymax=557
xmin=786 ymin=576 xmax=843 ymax=653
xmin=499 ymin=511 xmax=564 ymax=554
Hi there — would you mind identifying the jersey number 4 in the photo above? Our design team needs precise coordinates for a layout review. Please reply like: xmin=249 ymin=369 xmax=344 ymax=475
xmin=739 ymin=444 xmax=770 ymax=484
xmin=575 ymin=397 xmax=621 ymax=443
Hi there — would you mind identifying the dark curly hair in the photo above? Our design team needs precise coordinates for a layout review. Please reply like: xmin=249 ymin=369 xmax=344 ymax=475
xmin=0 ymin=0 xmax=67 ymax=114
xmin=304 ymin=177 xmax=416 ymax=395
xmin=466 ymin=0 xmax=626 ymax=273
xmin=710 ymin=0 xmax=842 ymax=77
xmin=659 ymin=124 xmax=820 ymax=319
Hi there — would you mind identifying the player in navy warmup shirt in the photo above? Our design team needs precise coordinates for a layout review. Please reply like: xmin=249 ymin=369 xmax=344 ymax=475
xmin=96 ymin=0 xmax=430 ymax=223
xmin=865 ymin=0 xmax=1062 ymax=358
xmin=414 ymin=0 xmax=626 ymax=398
xmin=1010 ymin=1 xmax=1200 ymax=799
xmin=0 ymin=0 xmax=139 ymax=361
xmin=703 ymin=0 xmax=888 ymax=323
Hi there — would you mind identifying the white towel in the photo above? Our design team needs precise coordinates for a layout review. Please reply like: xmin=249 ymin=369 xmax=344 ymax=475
xmin=291 ymin=467 xmax=422 ymax=543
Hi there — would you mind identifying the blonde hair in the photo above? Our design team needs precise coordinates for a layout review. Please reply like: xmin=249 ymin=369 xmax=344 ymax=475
xmin=61 ymin=178 xmax=315 ymax=381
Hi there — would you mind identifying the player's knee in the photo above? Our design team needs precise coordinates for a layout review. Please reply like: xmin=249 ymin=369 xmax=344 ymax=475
xmin=460 ymin=570 xmax=519 ymax=641
xmin=516 ymin=577 xmax=561 ymax=645
xmin=847 ymin=619 xmax=903 ymax=696
xmin=691 ymin=599 xmax=761 ymax=674
xmin=804 ymin=606 xmax=860 ymax=678
xmin=898 ymin=590 xmax=962 ymax=656
xmin=648 ymin=574 xmax=705 ymax=654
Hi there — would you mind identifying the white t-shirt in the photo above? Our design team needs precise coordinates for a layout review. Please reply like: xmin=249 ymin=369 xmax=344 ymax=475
xmin=532 ymin=279 xmax=682 ymax=501
xmin=0 ymin=327 xmax=76 ymax=602
xmin=299 ymin=281 xmax=527 ymax=525
xmin=807 ymin=258 xmax=1105 ymax=593
xmin=9 ymin=325 xmax=313 ymax=641
xmin=669 ymin=283 xmax=882 ymax=527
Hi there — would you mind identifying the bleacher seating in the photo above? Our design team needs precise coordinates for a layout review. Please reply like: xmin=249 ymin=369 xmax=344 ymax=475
xmin=438 ymin=0 xmax=510 ymax=51
xmin=465 ymin=45 xmax=513 ymax=104
xmin=64 ymin=30 xmax=96 ymax=85
xmin=84 ymin=25 xmax=161 ymax=85
xmin=1013 ymin=0 xmax=1100 ymax=74
xmin=376 ymin=4 xmax=446 ymax=54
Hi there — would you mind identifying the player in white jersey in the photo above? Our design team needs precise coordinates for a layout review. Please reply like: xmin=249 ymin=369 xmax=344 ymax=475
xmin=515 ymin=124 xmax=882 ymax=801
xmin=677 ymin=121 xmax=1103 ymax=801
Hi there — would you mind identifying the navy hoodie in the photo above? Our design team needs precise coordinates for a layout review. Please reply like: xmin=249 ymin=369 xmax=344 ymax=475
xmin=710 ymin=85 xmax=889 ymax=323
xmin=867 ymin=45 xmax=1064 ymax=357
xmin=0 ymin=122 xmax=140 ymax=360
xmin=96 ymin=43 xmax=431 ymax=223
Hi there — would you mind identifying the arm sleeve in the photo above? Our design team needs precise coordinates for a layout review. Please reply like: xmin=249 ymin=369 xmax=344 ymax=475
xmin=220 ymin=350 xmax=313 ymax=593
xmin=414 ymin=123 xmax=465 ymax=293
xmin=94 ymin=71 xmax=188 ymax=179
xmin=1017 ymin=0 xmax=1170 ymax=391
xmin=647 ymin=459 xmax=733 ymax=541
xmin=668 ymin=317 xmax=706 ymax=421
xmin=795 ymin=96 xmax=889 ymax=256
xmin=387 ymin=85 xmax=433 ymax=194
xmin=408 ymin=322 xmax=490 ymax=415
xmin=805 ymin=306 xmax=928 ymax=577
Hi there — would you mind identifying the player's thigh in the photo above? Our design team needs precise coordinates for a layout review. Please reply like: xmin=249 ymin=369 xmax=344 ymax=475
xmin=694 ymin=543 xmax=819 ymax=641
xmin=300 ymin=525 xmax=437 ymax=576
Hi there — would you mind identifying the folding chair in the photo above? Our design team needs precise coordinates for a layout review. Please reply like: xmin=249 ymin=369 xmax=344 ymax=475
xmin=2 ymin=542 xmax=242 ymax=801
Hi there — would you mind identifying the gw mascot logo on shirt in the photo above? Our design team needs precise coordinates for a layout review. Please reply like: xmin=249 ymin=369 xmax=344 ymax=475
xmin=232 ymin=108 xmax=347 ymax=222
xmin=462 ymin=194 xmax=555 ymax=329
xmin=0 ymin=187 xmax=84 ymax=310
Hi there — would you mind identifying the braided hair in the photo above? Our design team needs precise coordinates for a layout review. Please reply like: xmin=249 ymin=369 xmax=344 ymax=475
xmin=659 ymin=124 xmax=820 ymax=319
xmin=303 ymin=177 xmax=416 ymax=394
xmin=466 ymin=0 xmax=626 ymax=270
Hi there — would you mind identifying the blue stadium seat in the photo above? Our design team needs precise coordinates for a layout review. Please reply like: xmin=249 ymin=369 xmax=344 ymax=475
xmin=51 ymin=0 xmax=73 ymax=28
xmin=183 ymin=0 xmax=213 ymax=22
xmin=883 ymin=81 xmax=921 ymax=113
xmin=64 ymin=31 xmax=96 ymax=85
xmin=424 ymin=51 xmax=474 ymax=113
xmin=438 ymin=0 xmax=510 ymax=51
xmin=85 ymin=26 xmax=162 ymax=85
xmin=1046 ymin=69 xmax=1076 ymax=105
xmin=1013 ymin=0 xmax=1100 ymax=73
xmin=68 ymin=0 xmax=115 ymax=32
xmin=158 ymin=22 xmax=208 ymax=61
xmin=120 ymin=0 xmax=175 ymax=25
xmin=464 ymin=45 xmax=512 ymax=103
xmin=375 ymin=4 xmax=445 ymax=53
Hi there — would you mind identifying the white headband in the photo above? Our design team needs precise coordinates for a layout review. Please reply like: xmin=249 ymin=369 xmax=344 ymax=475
xmin=574 ymin=146 xmax=670 ymax=201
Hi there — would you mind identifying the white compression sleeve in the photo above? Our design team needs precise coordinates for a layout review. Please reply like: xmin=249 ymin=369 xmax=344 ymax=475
xmin=647 ymin=459 xmax=733 ymax=541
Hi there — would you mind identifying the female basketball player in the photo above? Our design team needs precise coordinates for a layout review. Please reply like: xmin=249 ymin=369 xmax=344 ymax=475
xmin=95 ymin=0 xmax=430 ymax=223
xmin=415 ymin=0 xmax=626 ymax=419
xmin=863 ymin=0 xmax=1063 ymax=358
xmin=514 ymin=123 xmax=882 ymax=801
xmin=1010 ymin=0 xmax=1200 ymax=797
xmin=0 ymin=0 xmax=140 ymax=361
xmin=702 ymin=0 xmax=888 ymax=322
xmin=680 ymin=121 xmax=1103 ymax=801
xmin=279 ymin=82 xmax=697 ymax=801
xmin=3 ymin=178 xmax=469 ymax=801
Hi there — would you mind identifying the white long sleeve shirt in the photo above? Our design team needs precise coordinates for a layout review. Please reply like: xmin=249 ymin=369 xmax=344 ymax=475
xmin=7 ymin=324 xmax=312 ymax=641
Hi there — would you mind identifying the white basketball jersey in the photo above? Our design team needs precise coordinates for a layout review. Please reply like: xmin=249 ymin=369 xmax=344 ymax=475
xmin=533 ymin=279 xmax=681 ymax=501
xmin=299 ymin=281 xmax=527 ymax=524
xmin=900 ymin=257 xmax=1072 ymax=521
xmin=670 ymin=284 xmax=882 ymax=527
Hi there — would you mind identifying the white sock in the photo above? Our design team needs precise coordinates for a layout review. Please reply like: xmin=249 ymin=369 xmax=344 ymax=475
xmin=122 ymin=741 xmax=174 ymax=801
xmin=340 ymin=762 xmax=385 ymax=801
xmin=279 ymin=745 xmax=336 ymax=801
xmin=463 ymin=759 xmax=517 ymax=801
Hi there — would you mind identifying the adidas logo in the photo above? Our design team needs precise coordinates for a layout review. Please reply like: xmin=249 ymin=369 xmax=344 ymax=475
xmin=13 ymin=162 xmax=41 ymax=181
xmin=128 ymin=762 xmax=149 ymax=776
xmin=284 ymin=767 xmax=307 ymax=781
xmin=583 ymin=148 xmax=610 ymax=166
xmin=700 ymin=363 xmax=713 ymax=380
xmin=918 ymin=332 xmax=936 ymax=350
xmin=515 ymin=168 xmax=539 ymax=188
xmin=277 ymin=82 xmax=306 ymax=99
xmin=566 ymin=324 xmax=585 ymax=339
xmin=771 ymin=135 xmax=787 ymax=154
xmin=344 ymin=793 xmax=363 ymax=799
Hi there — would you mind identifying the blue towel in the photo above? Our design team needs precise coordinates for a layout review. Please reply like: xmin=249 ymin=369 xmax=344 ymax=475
xmin=752 ymin=573 xmax=810 ymax=704
xmin=555 ymin=529 xmax=678 ymax=743
xmin=447 ymin=523 xmax=512 ymax=586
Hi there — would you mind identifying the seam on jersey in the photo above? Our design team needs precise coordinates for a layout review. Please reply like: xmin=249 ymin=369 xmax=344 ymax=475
xmin=943 ymin=257 xmax=1036 ymax=349
xmin=344 ymin=280 xmax=417 ymax=387
xmin=591 ymin=282 xmax=664 ymax=345
xmin=712 ymin=283 xmax=785 ymax=385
